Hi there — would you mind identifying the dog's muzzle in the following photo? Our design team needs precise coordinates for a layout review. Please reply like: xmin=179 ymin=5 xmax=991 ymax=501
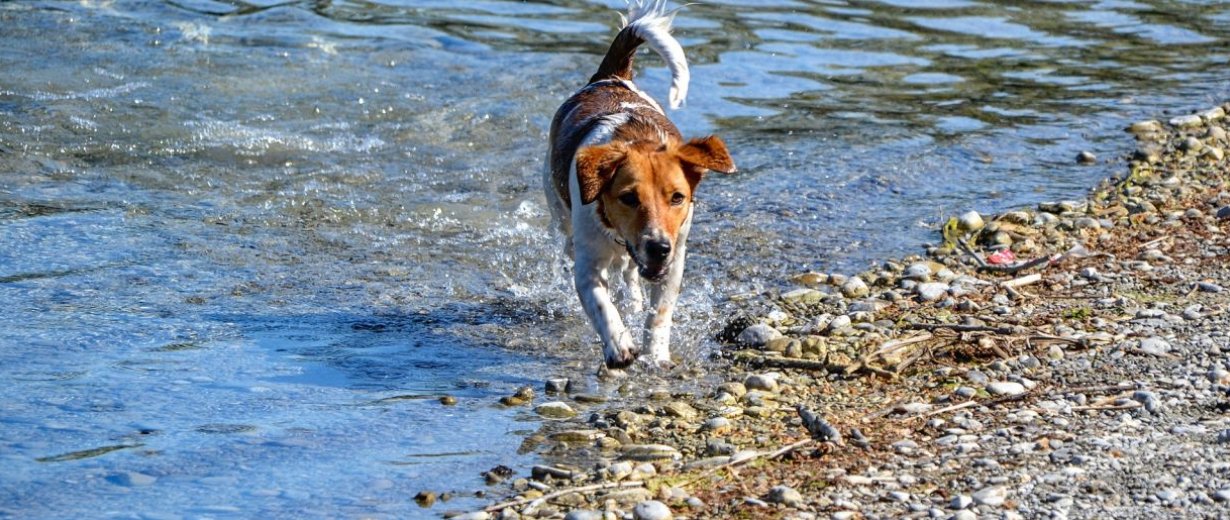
xmin=629 ymin=239 xmax=672 ymax=282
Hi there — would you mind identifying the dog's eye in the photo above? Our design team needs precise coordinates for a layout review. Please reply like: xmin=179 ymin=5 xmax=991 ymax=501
xmin=618 ymin=192 xmax=639 ymax=208
xmin=670 ymin=192 xmax=686 ymax=206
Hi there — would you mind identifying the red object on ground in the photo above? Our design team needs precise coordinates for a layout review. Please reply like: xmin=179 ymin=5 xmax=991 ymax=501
xmin=987 ymin=249 xmax=1017 ymax=265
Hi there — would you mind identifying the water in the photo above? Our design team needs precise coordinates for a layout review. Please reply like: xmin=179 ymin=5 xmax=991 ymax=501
xmin=1 ymin=0 xmax=1227 ymax=517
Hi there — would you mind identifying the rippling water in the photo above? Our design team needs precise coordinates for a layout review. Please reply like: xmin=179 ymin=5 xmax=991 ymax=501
xmin=1 ymin=0 xmax=1227 ymax=517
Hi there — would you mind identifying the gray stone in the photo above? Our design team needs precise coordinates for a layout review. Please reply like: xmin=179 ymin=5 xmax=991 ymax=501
xmin=904 ymin=263 xmax=933 ymax=281
xmin=744 ymin=374 xmax=779 ymax=392
xmin=985 ymin=381 xmax=1026 ymax=397
xmin=972 ymin=485 xmax=1007 ymax=506
xmin=1076 ymin=150 xmax=1096 ymax=164
xmin=766 ymin=485 xmax=805 ymax=507
xmin=957 ymin=211 xmax=985 ymax=232
xmin=1181 ymin=136 xmax=1204 ymax=152
xmin=950 ymin=495 xmax=973 ymax=509
xmin=1139 ymin=337 xmax=1172 ymax=356
xmin=826 ymin=315 xmax=852 ymax=332
xmin=841 ymin=277 xmax=870 ymax=299
xmin=565 ymin=511 xmax=602 ymax=520
xmin=1213 ymin=489 xmax=1230 ymax=502
xmin=1198 ymin=282 xmax=1224 ymax=293
xmin=633 ymin=500 xmax=673 ymax=520
xmin=1128 ymin=120 xmax=1162 ymax=134
xmin=545 ymin=378 xmax=569 ymax=394
xmin=1218 ymin=206 xmax=1230 ymax=220
xmin=950 ymin=511 xmax=976 ymax=520
xmin=954 ymin=386 xmax=977 ymax=398
xmin=737 ymin=324 xmax=782 ymax=346
xmin=702 ymin=417 xmax=732 ymax=433
xmin=916 ymin=283 xmax=949 ymax=302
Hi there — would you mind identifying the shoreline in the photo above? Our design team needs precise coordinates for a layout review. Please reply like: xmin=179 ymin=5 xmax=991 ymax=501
xmin=449 ymin=101 xmax=1230 ymax=520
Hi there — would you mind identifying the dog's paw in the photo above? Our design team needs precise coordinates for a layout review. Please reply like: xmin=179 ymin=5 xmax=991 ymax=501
xmin=653 ymin=358 xmax=677 ymax=371
xmin=604 ymin=347 xmax=641 ymax=370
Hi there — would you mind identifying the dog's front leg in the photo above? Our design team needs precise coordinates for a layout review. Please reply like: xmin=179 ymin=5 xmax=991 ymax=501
xmin=575 ymin=254 xmax=639 ymax=368
xmin=644 ymin=209 xmax=693 ymax=367
xmin=617 ymin=255 xmax=644 ymax=314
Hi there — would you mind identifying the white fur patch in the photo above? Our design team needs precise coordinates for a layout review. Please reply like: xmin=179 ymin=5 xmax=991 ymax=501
xmin=622 ymin=0 xmax=690 ymax=110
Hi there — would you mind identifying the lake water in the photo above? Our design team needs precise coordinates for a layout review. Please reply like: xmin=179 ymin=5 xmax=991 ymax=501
xmin=1 ymin=0 xmax=1227 ymax=517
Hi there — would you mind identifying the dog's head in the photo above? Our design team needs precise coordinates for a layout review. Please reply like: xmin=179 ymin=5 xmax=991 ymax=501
xmin=576 ymin=135 xmax=736 ymax=281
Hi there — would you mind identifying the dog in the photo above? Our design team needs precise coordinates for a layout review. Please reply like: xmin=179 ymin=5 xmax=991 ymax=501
xmin=544 ymin=0 xmax=736 ymax=369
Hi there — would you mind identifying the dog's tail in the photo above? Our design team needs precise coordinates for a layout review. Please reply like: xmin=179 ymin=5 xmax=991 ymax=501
xmin=589 ymin=0 xmax=689 ymax=109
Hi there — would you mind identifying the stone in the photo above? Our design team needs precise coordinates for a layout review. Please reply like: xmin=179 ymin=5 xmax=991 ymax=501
xmin=950 ymin=495 xmax=973 ymax=509
xmin=1076 ymin=150 xmax=1096 ymax=164
xmin=621 ymin=444 xmax=681 ymax=462
xmin=916 ymin=283 xmax=949 ymax=302
xmin=1180 ymin=136 xmax=1204 ymax=152
xmin=632 ymin=500 xmax=672 ymax=520
xmin=1138 ymin=337 xmax=1171 ymax=356
xmin=1218 ymin=206 xmax=1230 ymax=220
xmin=439 ymin=395 xmax=457 ymax=405
xmin=535 ymin=401 xmax=577 ymax=419
xmin=972 ymin=485 xmax=1008 ymax=506
xmin=766 ymin=485 xmax=805 ymax=507
xmin=1205 ymin=146 xmax=1225 ymax=161
xmin=950 ymin=511 xmax=976 ymax=520
xmin=717 ymin=382 xmax=747 ymax=398
xmin=737 ymin=324 xmax=782 ymax=346
xmin=841 ymin=277 xmax=869 ymax=299
xmin=985 ymin=381 xmax=1026 ymax=396
xmin=826 ymin=315 xmax=852 ymax=332
xmin=1213 ymin=489 xmax=1230 ymax=502
xmin=904 ymin=263 xmax=933 ymax=282
xmin=1169 ymin=114 xmax=1203 ymax=127
xmin=954 ymin=386 xmax=976 ymax=398
xmin=545 ymin=378 xmax=569 ymax=394
xmin=108 ymin=471 xmax=157 ymax=487
xmin=565 ymin=511 xmax=602 ymax=520
xmin=1198 ymin=282 xmax=1224 ymax=293
xmin=744 ymin=374 xmax=779 ymax=392
xmin=662 ymin=402 xmax=698 ymax=420
xmin=1128 ymin=120 xmax=1162 ymax=134
xmin=1200 ymin=106 xmax=1226 ymax=121
xmin=702 ymin=417 xmax=732 ymax=434
xmin=957 ymin=211 xmax=985 ymax=232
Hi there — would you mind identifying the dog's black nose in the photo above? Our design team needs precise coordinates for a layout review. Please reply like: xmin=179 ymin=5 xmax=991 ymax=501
xmin=646 ymin=239 xmax=672 ymax=261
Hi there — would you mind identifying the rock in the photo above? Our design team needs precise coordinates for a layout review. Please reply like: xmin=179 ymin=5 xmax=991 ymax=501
xmin=1180 ymin=136 xmax=1204 ymax=152
xmin=1218 ymin=206 xmax=1230 ymax=220
xmin=717 ymin=382 xmax=747 ymax=398
xmin=1076 ymin=150 xmax=1096 ymax=164
xmin=1217 ymin=430 xmax=1230 ymax=444
xmin=766 ymin=485 xmax=805 ymax=507
xmin=414 ymin=490 xmax=436 ymax=507
xmin=565 ymin=511 xmax=602 ymax=520
xmin=1138 ymin=337 xmax=1171 ymax=356
xmin=916 ymin=283 xmax=949 ymax=302
xmin=782 ymin=288 xmax=823 ymax=304
xmin=545 ymin=378 xmax=569 ymax=394
xmin=1128 ymin=120 xmax=1162 ymax=134
xmin=744 ymin=374 xmax=779 ymax=392
xmin=904 ymin=263 xmax=932 ymax=282
xmin=1214 ymin=489 xmax=1230 ymax=502
xmin=550 ymin=429 xmax=604 ymax=443
xmin=1169 ymin=114 xmax=1203 ymax=127
xmin=950 ymin=511 xmax=977 ymax=520
xmin=957 ymin=210 xmax=985 ymax=232
xmin=972 ymin=485 xmax=1008 ymax=506
xmin=954 ymin=386 xmax=976 ymax=398
xmin=985 ymin=381 xmax=1026 ymax=397
xmin=451 ymin=513 xmax=490 ymax=520
xmin=950 ymin=495 xmax=973 ymax=509
xmin=439 ymin=395 xmax=457 ymax=405
xmin=826 ymin=315 xmax=852 ymax=332
xmin=1198 ymin=282 xmax=1224 ymax=293
xmin=841 ymin=276 xmax=869 ymax=299
xmin=662 ymin=401 xmax=698 ymax=420
xmin=632 ymin=500 xmax=672 ymax=520
xmin=702 ymin=417 xmax=732 ymax=434
xmin=621 ymin=444 xmax=681 ymax=462
xmin=1205 ymin=146 xmax=1225 ymax=161
xmin=737 ymin=324 xmax=782 ymax=346
xmin=1200 ymin=106 xmax=1227 ymax=122
xmin=108 ymin=471 xmax=157 ymax=487
xmin=535 ymin=401 xmax=576 ymax=419
xmin=1072 ymin=217 xmax=1101 ymax=230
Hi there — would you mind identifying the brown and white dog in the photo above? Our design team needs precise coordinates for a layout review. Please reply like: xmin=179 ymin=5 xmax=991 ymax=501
xmin=545 ymin=1 xmax=736 ymax=369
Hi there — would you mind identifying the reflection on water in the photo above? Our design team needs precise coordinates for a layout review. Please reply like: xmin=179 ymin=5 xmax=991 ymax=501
xmin=0 ymin=0 xmax=1227 ymax=516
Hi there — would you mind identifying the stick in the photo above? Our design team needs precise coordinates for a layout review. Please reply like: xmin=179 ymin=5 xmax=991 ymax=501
xmin=682 ymin=439 xmax=815 ymax=487
xmin=904 ymin=323 xmax=1020 ymax=335
xmin=482 ymin=481 xmax=645 ymax=513
xmin=1001 ymin=273 xmax=1042 ymax=289
xmin=900 ymin=400 xmax=977 ymax=421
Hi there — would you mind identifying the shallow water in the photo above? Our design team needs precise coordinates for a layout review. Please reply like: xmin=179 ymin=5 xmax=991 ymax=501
xmin=1 ymin=0 xmax=1227 ymax=517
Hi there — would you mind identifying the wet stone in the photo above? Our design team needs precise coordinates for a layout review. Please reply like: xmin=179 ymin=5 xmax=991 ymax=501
xmin=1076 ymin=150 xmax=1096 ymax=164
xmin=535 ymin=401 xmax=577 ymax=419
xmin=737 ymin=324 xmax=782 ymax=346
xmin=1169 ymin=114 xmax=1203 ymax=127
xmin=973 ymin=486 xmax=1008 ymax=506
xmin=841 ymin=276 xmax=869 ymax=299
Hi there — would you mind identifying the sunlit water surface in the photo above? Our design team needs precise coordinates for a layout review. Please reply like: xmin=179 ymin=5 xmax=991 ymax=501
xmin=1 ymin=0 xmax=1228 ymax=517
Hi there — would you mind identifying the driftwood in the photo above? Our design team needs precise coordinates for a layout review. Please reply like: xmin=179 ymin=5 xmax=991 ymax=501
xmin=482 ymin=480 xmax=645 ymax=513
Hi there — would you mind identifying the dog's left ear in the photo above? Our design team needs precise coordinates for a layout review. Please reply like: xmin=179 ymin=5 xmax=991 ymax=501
xmin=576 ymin=144 xmax=625 ymax=205
xmin=677 ymin=135 xmax=736 ymax=188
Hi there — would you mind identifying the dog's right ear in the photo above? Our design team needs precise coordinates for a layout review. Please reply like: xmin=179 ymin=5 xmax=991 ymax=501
xmin=575 ymin=144 xmax=625 ymax=205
